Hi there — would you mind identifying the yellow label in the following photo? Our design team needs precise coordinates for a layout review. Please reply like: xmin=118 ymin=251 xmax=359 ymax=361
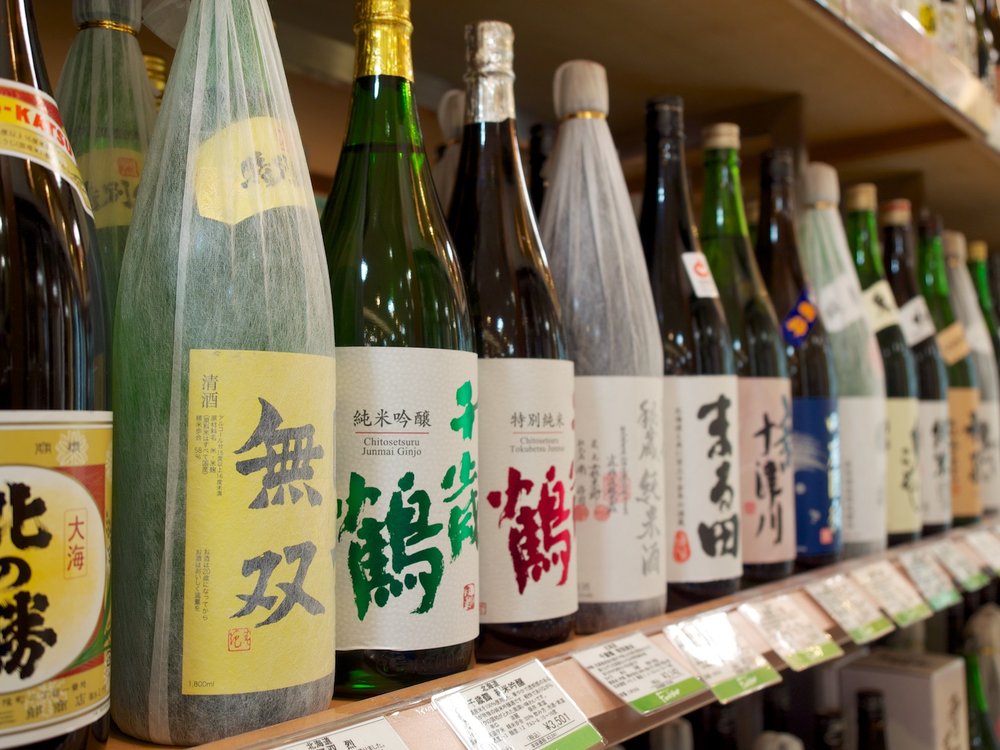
xmin=950 ymin=387 xmax=983 ymax=518
xmin=77 ymin=148 xmax=143 ymax=230
xmin=0 ymin=412 xmax=111 ymax=740
xmin=183 ymin=349 xmax=336 ymax=696
xmin=937 ymin=322 xmax=972 ymax=366
xmin=194 ymin=117 xmax=310 ymax=226
xmin=0 ymin=79 xmax=92 ymax=216
xmin=886 ymin=397 xmax=921 ymax=534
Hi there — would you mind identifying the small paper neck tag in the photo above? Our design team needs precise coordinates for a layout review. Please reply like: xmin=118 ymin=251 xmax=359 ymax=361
xmin=681 ymin=252 xmax=720 ymax=298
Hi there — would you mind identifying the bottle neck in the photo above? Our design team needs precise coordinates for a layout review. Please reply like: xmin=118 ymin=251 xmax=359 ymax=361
xmin=919 ymin=233 xmax=951 ymax=299
xmin=701 ymin=148 xmax=750 ymax=240
xmin=641 ymin=115 xmax=696 ymax=253
xmin=353 ymin=9 xmax=413 ymax=81
xmin=758 ymin=172 xmax=804 ymax=286
xmin=882 ymin=223 xmax=917 ymax=290
xmin=970 ymin=257 xmax=996 ymax=313
xmin=0 ymin=0 xmax=49 ymax=90
xmin=466 ymin=70 xmax=515 ymax=124
xmin=847 ymin=208 xmax=886 ymax=283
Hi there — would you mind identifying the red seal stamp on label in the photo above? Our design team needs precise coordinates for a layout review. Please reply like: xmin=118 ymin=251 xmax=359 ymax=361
xmin=463 ymin=584 xmax=476 ymax=611
xmin=228 ymin=628 xmax=251 ymax=652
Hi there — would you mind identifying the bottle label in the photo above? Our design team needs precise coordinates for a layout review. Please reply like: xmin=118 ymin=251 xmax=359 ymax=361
xmin=861 ymin=280 xmax=902 ymax=333
xmin=574 ymin=376 xmax=666 ymax=603
xmin=663 ymin=375 xmax=742 ymax=584
xmin=918 ymin=400 xmax=952 ymax=526
xmin=780 ymin=290 xmax=819 ymax=348
xmin=838 ymin=396 xmax=887 ymax=545
xmin=195 ymin=116 xmax=311 ymax=226
xmin=897 ymin=296 xmax=937 ymax=347
xmin=738 ymin=377 xmax=796 ymax=565
xmin=478 ymin=359 xmax=576 ymax=624
xmin=0 ymin=411 xmax=111 ymax=739
xmin=886 ymin=397 xmax=921 ymax=534
xmin=335 ymin=347 xmax=479 ymax=651
xmin=975 ymin=400 xmax=1000 ymax=515
xmin=182 ymin=350 xmax=336 ymax=695
xmin=936 ymin=321 xmax=972 ymax=365
xmin=0 ymin=79 xmax=92 ymax=215
xmin=950 ymin=387 xmax=983 ymax=519
xmin=815 ymin=272 xmax=864 ymax=334
xmin=792 ymin=398 xmax=841 ymax=557
xmin=680 ymin=252 xmax=720 ymax=299
xmin=76 ymin=147 xmax=143 ymax=230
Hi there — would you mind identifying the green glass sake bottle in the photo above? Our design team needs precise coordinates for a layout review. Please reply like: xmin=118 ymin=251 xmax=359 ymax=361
xmin=844 ymin=184 xmax=921 ymax=546
xmin=969 ymin=240 xmax=1000 ymax=372
xmin=699 ymin=123 xmax=794 ymax=585
xmin=321 ymin=0 xmax=478 ymax=695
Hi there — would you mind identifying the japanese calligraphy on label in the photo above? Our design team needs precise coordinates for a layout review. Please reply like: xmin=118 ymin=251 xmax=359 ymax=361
xmin=898 ymin=550 xmax=962 ymax=611
xmin=816 ymin=272 xmax=864 ymax=334
xmin=975 ymin=400 xmax=1000 ymax=516
xmin=276 ymin=718 xmax=408 ymax=750
xmin=898 ymin=296 xmax=936 ymax=347
xmin=792 ymin=398 xmax=841 ymax=558
xmin=479 ymin=359 xmax=576 ymax=625
xmin=76 ymin=147 xmax=142 ymax=230
xmin=861 ymin=280 xmax=901 ymax=333
xmin=806 ymin=575 xmax=895 ymax=644
xmin=336 ymin=347 xmax=479 ymax=651
xmin=572 ymin=633 xmax=705 ymax=715
xmin=574 ymin=376 xmax=665 ymax=603
xmin=851 ymin=561 xmax=933 ymax=627
xmin=934 ymin=539 xmax=991 ymax=591
xmin=886 ymin=398 xmax=921 ymax=535
xmin=838 ymin=397 xmax=887 ymax=546
xmin=0 ymin=411 xmax=111 ymax=740
xmin=183 ymin=350 xmax=336 ymax=695
xmin=663 ymin=375 xmax=741 ymax=585
xmin=951 ymin=388 xmax=983 ymax=519
xmin=965 ymin=530 xmax=1000 ymax=574
xmin=738 ymin=378 xmax=795 ymax=565
xmin=196 ymin=116 xmax=311 ymax=226
xmin=738 ymin=595 xmax=843 ymax=671
xmin=665 ymin=612 xmax=781 ymax=703
xmin=937 ymin=322 xmax=972 ymax=365
xmin=918 ymin=400 xmax=952 ymax=527
xmin=780 ymin=290 xmax=819 ymax=348
xmin=433 ymin=660 xmax=602 ymax=750
xmin=0 ymin=79 xmax=91 ymax=215
xmin=680 ymin=252 xmax=720 ymax=299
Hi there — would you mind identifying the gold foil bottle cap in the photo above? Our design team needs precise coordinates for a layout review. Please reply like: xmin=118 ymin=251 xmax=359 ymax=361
xmin=702 ymin=122 xmax=740 ymax=150
xmin=143 ymin=53 xmax=167 ymax=110
xmin=969 ymin=240 xmax=988 ymax=262
xmin=879 ymin=198 xmax=911 ymax=227
xmin=353 ymin=0 xmax=413 ymax=80
xmin=844 ymin=183 xmax=877 ymax=212
xmin=354 ymin=0 xmax=411 ymax=28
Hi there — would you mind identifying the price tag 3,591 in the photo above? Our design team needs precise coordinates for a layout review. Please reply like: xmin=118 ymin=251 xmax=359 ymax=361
xmin=806 ymin=574 xmax=895 ymax=644
xmin=934 ymin=539 xmax=991 ymax=591
xmin=851 ymin=560 xmax=933 ymax=627
xmin=898 ymin=549 xmax=962 ymax=611
xmin=432 ymin=660 xmax=603 ymax=750
xmin=738 ymin=595 xmax=844 ymax=671
xmin=276 ymin=717 xmax=407 ymax=750
xmin=665 ymin=612 xmax=781 ymax=704
xmin=572 ymin=633 xmax=706 ymax=714
xmin=965 ymin=530 xmax=1000 ymax=575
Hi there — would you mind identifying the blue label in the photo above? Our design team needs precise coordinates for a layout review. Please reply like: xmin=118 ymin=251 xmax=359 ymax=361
xmin=781 ymin=289 xmax=819 ymax=348
xmin=793 ymin=398 xmax=842 ymax=557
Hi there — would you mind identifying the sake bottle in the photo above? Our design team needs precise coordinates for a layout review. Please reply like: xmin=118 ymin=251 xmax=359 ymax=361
xmin=431 ymin=88 xmax=463 ymax=215
xmin=881 ymin=199 xmax=951 ymax=535
xmin=944 ymin=230 xmax=1000 ymax=518
xmin=56 ymin=0 xmax=156 ymax=317
xmin=798 ymin=164 xmax=887 ymax=558
xmin=321 ymin=0 xmax=478 ymax=693
xmin=754 ymin=148 xmax=841 ymax=569
xmin=529 ymin=122 xmax=556 ymax=215
xmin=0 ymin=0 xmax=111 ymax=746
xmin=844 ymin=184 xmax=921 ymax=545
xmin=449 ymin=21 xmax=574 ymax=661
xmin=968 ymin=240 xmax=1000 ymax=371
xmin=700 ymin=123 xmax=794 ymax=585
xmin=639 ymin=96 xmax=741 ymax=610
xmin=987 ymin=242 xmax=1000 ymax=322
xmin=918 ymin=214 xmax=982 ymax=525
xmin=112 ymin=0 xmax=336 ymax=742
xmin=540 ymin=60 xmax=666 ymax=632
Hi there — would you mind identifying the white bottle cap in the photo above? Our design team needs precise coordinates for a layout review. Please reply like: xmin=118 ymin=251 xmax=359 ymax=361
xmin=554 ymin=60 xmax=608 ymax=119
xmin=702 ymin=122 xmax=740 ymax=150
xmin=844 ymin=183 xmax=877 ymax=212
xmin=943 ymin=229 xmax=968 ymax=262
xmin=803 ymin=162 xmax=840 ymax=206
xmin=879 ymin=199 xmax=912 ymax=227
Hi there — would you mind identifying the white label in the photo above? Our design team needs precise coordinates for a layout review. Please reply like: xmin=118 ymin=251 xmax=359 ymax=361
xmin=335 ymin=347 xmax=479 ymax=651
xmin=861 ymin=280 xmax=902 ymax=333
xmin=898 ymin=550 xmax=962 ymax=612
xmin=838 ymin=397 xmax=887 ymax=545
xmin=934 ymin=540 xmax=991 ymax=591
xmin=816 ymin=272 xmax=864 ymax=334
xmin=663 ymin=375 xmax=742 ymax=584
xmin=886 ymin=397 xmax=921 ymax=535
xmin=433 ymin=660 xmax=603 ymax=750
xmin=574 ymin=376 xmax=666 ymax=603
xmin=966 ymin=530 xmax=1000 ymax=573
xmin=806 ymin=575 xmax=895 ymax=644
xmin=738 ymin=377 xmax=795 ymax=565
xmin=681 ymin=252 xmax=720 ymax=299
xmin=572 ymin=633 xmax=706 ymax=714
xmin=898 ymin=296 xmax=937 ymax=346
xmin=967 ymin=319 xmax=993 ymax=355
xmin=976 ymin=401 xmax=1000 ymax=515
xmin=851 ymin=561 xmax=933 ymax=627
xmin=478 ymin=359 xmax=576 ymax=625
xmin=738 ymin=595 xmax=843 ymax=671
xmin=276 ymin=718 xmax=408 ymax=750
xmin=918 ymin=400 xmax=952 ymax=526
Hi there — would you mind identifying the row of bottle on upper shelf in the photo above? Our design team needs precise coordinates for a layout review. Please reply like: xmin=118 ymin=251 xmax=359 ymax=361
xmin=902 ymin=0 xmax=999 ymax=93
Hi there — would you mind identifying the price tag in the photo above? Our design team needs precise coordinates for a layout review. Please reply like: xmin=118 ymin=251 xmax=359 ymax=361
xmin=738 ymin=595 xmax=844 ymax=671
xmin=806 ymin=574 xmax=895 ymax=644
xmin=432 ymin=660 xmax=602 ymax=750
xmin=277 ymin=718 xmax=408 ymax=750
xmin=572 ymin=633 xmax=706 ymax=715
xmin=898 ymin=550 xmax=962 ymax=611
xmin=934 ymin=539 xmax=990 ymax=591
xmin=851 ymin=560 xmax=933 ymax=627
xmin=665 ymin=611 xmax=781 ymax=703
xmin=965 ymin=530 xmax=1000 ymax=574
